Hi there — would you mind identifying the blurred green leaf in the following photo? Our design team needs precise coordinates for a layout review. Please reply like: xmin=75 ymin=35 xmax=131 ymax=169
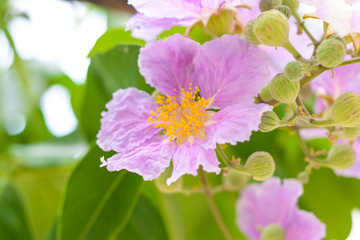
xmin=12 ymin=165 xmax=72 ymax=240
xmin=88 ymin=29 xmax=145 ymax=58
xmin=58 ymin=146 xmax=143 ymax=240
xmin=0 ymin=181 xmax=34 ymax=240
xmin=9 ymin=132 xmax=88 ymax=168
xmin=117 ymin=196 xmax=168 ymax=240
xmin=80 ymin=45 xmax=153 ymax=141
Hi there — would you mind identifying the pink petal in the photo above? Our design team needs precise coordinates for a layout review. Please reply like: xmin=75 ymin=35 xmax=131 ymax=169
xmin=351 ymin=3 xmax=360 ymax=33
xmin=138 ymin=34 xmax=200 ymax=100
xmin=101 ymin=136 xmax=177 ymax=181
xmin=97 ymin=88 xmax=160 ymax=153
xmin=128 ymin=0 xmax=201 ymax=19
xmin=236 ymin=178 xmax=303 ymax=239
xmin=201 ymin=0 xmax=225 ymax=10
xmin=285 ymin=210 xmax=326 ymax=240
xmin=167 ymin=139 xmax=220 ymax=185
xmin=126 ymin=13 xmax=181 ymax=42
xmin=298 ymin=0 xmax=317 ymax=6
xmin=317 ymin=0 xmax=352 ymax=36
xmin=194 ymin=35 xmax=271 ymax=108
xmin=203 ymin=102 xmax=272 ymax=150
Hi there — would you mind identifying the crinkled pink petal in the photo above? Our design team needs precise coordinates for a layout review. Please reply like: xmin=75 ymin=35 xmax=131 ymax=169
xmin=236 ymin=178 xmax=303 ymax=239
xmin=128 ymin=0 xmax=202 ymax=19
xmin=201 ymin=0 xmax=225 ymax=10
xmin=284 ymin=209 xmax=326 ymax=240
xmin=194 ymin=35 xmax=270 ymax=108
xmin=139 ymin=34 xmax=200 ymax=100
xmin=202 ymin=102 xmax=272 ymax=150
xmin=167 ymin=139 xmax=220 ymax=185
xmin=336 ymin=138 xmax=360 ymax=179
xmin=351 ymin=3 xmax=360 ymax=33
xmin=97 ymin=87 xmax=160 ymax=153
xmin=101 ymin=136 xmax=177 ymax=181
xmin=126 ymin=13 xmax=182 ymax=42
xmin=317 ymin=0 xmax=352 ymax=36
xmin=298 ymin=0 xmax=317 ymax=6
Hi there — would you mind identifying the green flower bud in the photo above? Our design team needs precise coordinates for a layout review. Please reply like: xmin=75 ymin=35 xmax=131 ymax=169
xmin=203 ymin=9 xmax=236 ymax=37
xmin=260 ymin=0 xmax=283 ymax=12
xmin=259 ymin=111 xmax=282 ymax=132
xmin=261 ymin=223 xmax=286 ymax=240
xmin=244 ymin=19 xmax=261 ymax=45
xmin=282 ymin=0 xmax=299 ymax=12
xmin=274 ymin=5 xmax=292 ymax=19
xmin=155 ymin=167 xmax=183 ymax=193
xmin=269 ymin=73 xmax=300 ymax=104
xmin=337 ymin=126 xmax=360 ymax=141
xmin=320 ymin=143 xmax=356 ymax=170
xmin=331 ymin=92 xmax=360 ymax=127
xmin=254 ymin=9 xmax=290 ymax=47
xmin=242 ymin=152 xmax=275 ymax=181
xmin=297 ymin=171 xmax=309 ymax=183
xmin=316 ymin=39 xmax=346 ymax=68
xmin=222 ymin=169 xmax=249 ymax=191
xmin=284 ymin=61 xmax=305 ymax=81
xmin=329 ymin=34 xmax=347 ymax=47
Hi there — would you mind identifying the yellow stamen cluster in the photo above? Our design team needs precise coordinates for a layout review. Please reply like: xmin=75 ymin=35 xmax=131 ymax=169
xmin=148 ymin=85 xmax=211 ymax=142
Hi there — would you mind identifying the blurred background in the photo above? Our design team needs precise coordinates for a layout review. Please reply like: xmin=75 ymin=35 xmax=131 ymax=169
xmin=1 ymin=0 xmax=360 ymax=239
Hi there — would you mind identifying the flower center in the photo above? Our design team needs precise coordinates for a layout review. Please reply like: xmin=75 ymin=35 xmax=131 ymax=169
xmin=148 ymin=84 xmax=213 ymax=144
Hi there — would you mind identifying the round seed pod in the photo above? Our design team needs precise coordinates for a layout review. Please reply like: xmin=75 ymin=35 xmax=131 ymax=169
xmin=331 ymin=92 xmax=360 ymax=127
xmin=284 ymin=61 xmax=306 ymax=81
xmin=316 ymin=38 xmax=346 ymax=68
xmin=254 ymin=9 xmax=290 ymax=47
xmin=243 ymin=152 xmax=275 ymax=181
xmin=269 ymin=73 xmax=300 ymax=104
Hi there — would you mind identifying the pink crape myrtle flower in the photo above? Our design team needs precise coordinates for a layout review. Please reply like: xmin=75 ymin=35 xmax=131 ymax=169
xmin=126 ymin=0 xmax=261 ymax=41
xmin=236 ymin=177 xmax=326 ymax=240
xmin=299 ymin=0 xmax=360 ymax=49
xmin=307 ymin=63 xmax=360 ymax=178
xmin=97 ymin=34 xmax=272 ymax=185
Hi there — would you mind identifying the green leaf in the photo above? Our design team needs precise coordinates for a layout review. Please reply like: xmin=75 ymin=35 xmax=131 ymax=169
xmin=0 ymin=181 xmax=34 ymax=240
xmin=58 ymin=146 xmax=143 ymax=240
xmin=80 ymin=45 xmax=153 ymax=141
xmin=88 ymin=29 xmax=145 ymax=58
xmin=117 ymin=196 xmax=168 ymax=240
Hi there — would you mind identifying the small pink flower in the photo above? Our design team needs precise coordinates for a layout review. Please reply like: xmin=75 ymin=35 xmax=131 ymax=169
xmin=126 ymin=0 xmax=262 ymax=41
xmin=97 ymin=34 xmax=272 ymax=184
xmin=236 ymin=177 xmax=326 ymax=240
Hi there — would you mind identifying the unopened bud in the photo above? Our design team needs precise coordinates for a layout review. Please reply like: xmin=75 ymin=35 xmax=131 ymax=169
xmin=222 ymin=169 xmax=249 ymax=191
xmin=331 ymin=92 xmax=360 ymax=127
xmin=282 ymin=0 xmax=299 ymax=12
xmin=244 ymin=19 xmax=261 ymax=45
xmin=269 ymin=73 xmax=300 ymax=104
xmin=337 ymin=126 xmax=360 ymax=141
xmin=259 ymin=111 xmax=282 ymax=132
xmin=242 ymin=152 xmax=275 ymax=181
xmin=284 ymin=61 xmax=305 ymax=81
xmin=297 ymin=171 xmax=309 ymax=183
xmin=260 ymin=0 xmax=283 ymax=12
xmin=316 ymin=39 xmax=346 ymax=68
xmin=204 ymin=9 xmax=237 ymax=37
xmin=329 ymin=34 xmax=347 ymax=47
xmin=254 ymin=10 xmax=290 ymax=47
xmin=274 ymin=5 xmax=292 ymax=19
xmin=261 ymin=223 xmax=286 ymax=240
xmin=320 ymin=143 xmax=355 ymax=170
xmin=155 ymin=167 xmax=183 ymax=193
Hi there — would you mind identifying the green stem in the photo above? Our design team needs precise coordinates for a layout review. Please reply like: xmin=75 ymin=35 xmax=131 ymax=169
xmin=309 ymin=118 xmax=334 ymax=127
xmin=199 ymin=168 xmax=232 ymax=240
xmin=293 ymin=11 xmax=317 ymax=44
xmin=338 ymin=57 xmax=360 ymax=67
xmin=283 ymin=41 xmax=302 ymax=60
xmin=295 ymin=128 xmax=311 ymax=157
xmin=300 ymin=67 xmax=326 ymax=88
xmin=216 ymin=143 xmax=232 ymax=165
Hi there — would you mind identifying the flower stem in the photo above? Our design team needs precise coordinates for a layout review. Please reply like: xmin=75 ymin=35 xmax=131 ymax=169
xmin=216 ymin=143 xmax=232 ymax=165
xmin=283 ymin=41 xmax=302 ymax=60
xmin=292 ymin=11 xmax=317 ymax=44
xmin=338 ymin=57 xmax=360 ymax=67
xmin=199 ymin=168 xmax=232 ymax=240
